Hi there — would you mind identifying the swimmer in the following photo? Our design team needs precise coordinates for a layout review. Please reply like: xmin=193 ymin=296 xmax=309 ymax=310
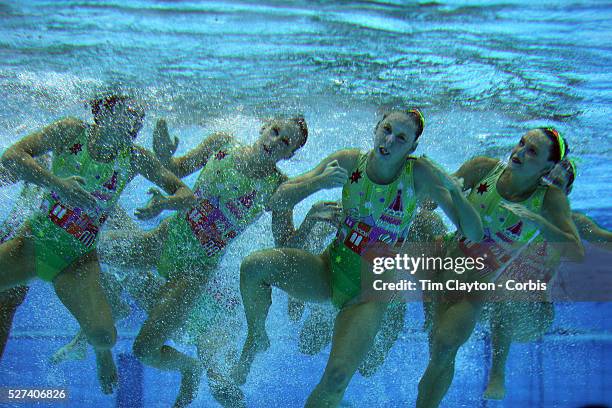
xmin=484 ymin=158 xmax=612 ymax=400
xmin=0 ymin=94 xmax=195 ymax=394
xmin=295 ymin=204 xmax=448 ymax=379
xmin=127 ymin=115 xmax=342 ymax=408
xmin=233 ymin=108 xmax=484 ymax=407
xmin=417 ymin=128 xmax=584 ymax=408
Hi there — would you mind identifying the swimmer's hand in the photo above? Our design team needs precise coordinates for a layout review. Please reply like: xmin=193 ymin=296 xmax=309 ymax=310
xmin=57 ymin=176 xmax=98 ymax=212
xmin=317 ymin=160 xmax=348 ymax=189
xmin=420 ymin=156 xmax=464 ymax=191
xmin=153 ymin=119 xmax=179 ymax=164
xmin=135 ymin=188 xmax=168 ymax=220
xmin=306 ymin=201 xmax=343 ymax=225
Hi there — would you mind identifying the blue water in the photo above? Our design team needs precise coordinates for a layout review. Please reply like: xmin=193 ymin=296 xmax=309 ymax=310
xmin=0 ymin=0 xmax=611 ymax=407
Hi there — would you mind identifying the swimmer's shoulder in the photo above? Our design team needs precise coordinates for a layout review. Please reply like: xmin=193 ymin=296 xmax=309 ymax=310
xmin=27 ymin=116 xmax=86 ymax=153
xmin=456 ymin=156 xmax=499 ymax=190
xmin=333 ymin=148 xmax=361 ymax=171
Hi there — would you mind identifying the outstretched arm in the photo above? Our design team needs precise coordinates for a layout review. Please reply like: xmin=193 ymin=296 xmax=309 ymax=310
xmin=266 ymin=149 xmax=359 ymax=212
xmin=152 ymin=119 xmax=234 ymax=178
xmin=414 ymin=157 xmax=484 ymax=242
xmin=131 ymin=146 xmax=196 ymax=220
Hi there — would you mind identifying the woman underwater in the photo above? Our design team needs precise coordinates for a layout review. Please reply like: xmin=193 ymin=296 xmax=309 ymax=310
xmin=232 ymin=108 xmax=484 ymax=407
xmin=416 ymin=128 xmax=584 ymax=408
xmin=79 ymin=115 xmax=347 ymax=407
xmin=483 ymin=157 xmax=612 ymax=400
xmin=0 ymin=94 xmax=195 ymax=394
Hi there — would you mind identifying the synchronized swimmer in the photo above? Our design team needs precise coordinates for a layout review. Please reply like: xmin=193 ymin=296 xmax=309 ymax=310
xmin=0 ymin=93 xmax=608 ymax=408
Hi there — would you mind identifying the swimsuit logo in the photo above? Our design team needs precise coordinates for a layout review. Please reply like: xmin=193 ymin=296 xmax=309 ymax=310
xmin=350 ymin=170 xmax=362 ymax=184
xmin=69 ymin=143 xmax=82 ymax=155
xmin=477 ymin=182 xmax=489 ymax=195
xmin=48 ymin=203 xmax=99 ymax=247
xmin=186 ymin=197 xmax=238 ymax=257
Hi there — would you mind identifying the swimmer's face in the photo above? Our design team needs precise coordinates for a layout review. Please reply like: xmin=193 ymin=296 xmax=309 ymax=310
xmin=94 ymin=102 xmax=144 ymax=155
xmin=373 ymin=112 xmax=418 ymax=162
xmin=508 ymin=129 xmax=555 ymax=177
xmin=257 ymin=120 xmax=305 ymax=162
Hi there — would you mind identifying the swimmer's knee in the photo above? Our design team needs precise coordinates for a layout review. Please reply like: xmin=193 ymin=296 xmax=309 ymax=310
xmin=86 ymin=326 xmax=117 ymax=350
xmin=240 ymin=252 xmax=269 ymax=279
xmin=430 ymin=327 xmax=467 ymax=361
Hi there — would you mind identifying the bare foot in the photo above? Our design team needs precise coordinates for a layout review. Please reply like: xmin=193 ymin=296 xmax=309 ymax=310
xmin=208 ymin=371 xmax=246 ymax=408
xmin=483 ymin=374 xmax=506 ymax=400
xmin=50 ymin=333 xmax=88 ymax=365
xmin=95 ymin=350 xmax=118 ymax=395
xmin=231 ymin=330 xmax=270 ymax=385
xmin=174 ymin=361 xmax=203 ymax=408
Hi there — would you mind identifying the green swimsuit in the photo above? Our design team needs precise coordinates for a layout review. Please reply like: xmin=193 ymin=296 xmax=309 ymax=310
xmin=28 ymin=128 xmax=131 ymax=281
xmin=329 ymin=153 xmax=418 ymax=308
xmin=156 ymin=143 xmax=282 ymax=278
xmin=456 ymin=162 xmax=547 ymax=282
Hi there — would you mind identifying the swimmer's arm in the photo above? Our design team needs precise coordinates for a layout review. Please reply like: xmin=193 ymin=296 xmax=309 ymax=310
xmin=1 ymin=117 xmax=84 ymax=189
xmin=169 ymin=132 xmax=234 ymax=178
xmin=153 ymin=120 xmax=234 ymax=178
xmin=131 ymin=146 xmax=196 ymax=212
xmin=536 ymin=187 xmax=584 ymax=261
xmin=266 ymin=149 xmax=359 ymax=212
xmin=572 ymin=212 xmax=612 ymax=245
xmin=414 ymin=158 xmax=484 ymax=242
xmin=453 ymin=156 xmax=499 ymax=191
xmin=271 ymin=210 xmax=298 ymax=247
xmin=421 ymin=156 xmax=497 ymax=211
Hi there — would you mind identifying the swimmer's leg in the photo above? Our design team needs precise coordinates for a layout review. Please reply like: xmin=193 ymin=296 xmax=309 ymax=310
xmin=132 ymin=271 xmax=209 ymax=408
xmin=50 ymin=329 xmax=88 ymax=364
xmin=98 ymin=218 xmax=169 ymax=270
xmin=358 ymin=302 xmax=406 ymax=377
xmin=100 ymin=271 xmax=131 ymax=322
xmin=232 ymin=248 xmax=331 ymax=385
xmin=484 ymin=301 xmax=554 ymax=400
xmin=52 ymin=252 xmax=118 ymax=395
xmin=0 ymin=230 xmax=36 ymax=290
xmin=305 ymin=301 xmax=388 ymax=407
xmin=51 ymin=262 xmax=131 ymax=365
xmin=0 ymin=286 xmax=29 ymax=360
xmin=195 ymin=332 xmax=246 ymax=408
xmin=484 ymin=303 xmax=511 ymax=400
xmin=416 ymin=297 xmax=482 ymax=408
